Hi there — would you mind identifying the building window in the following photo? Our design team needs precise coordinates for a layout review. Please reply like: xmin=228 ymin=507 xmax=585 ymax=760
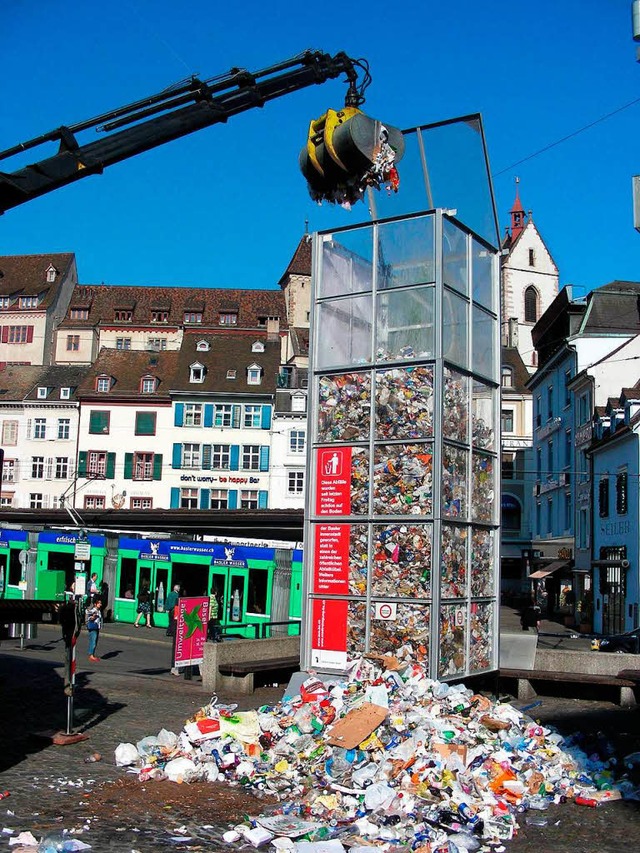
xmin=116 ymin=338 xmax=131 ymax=350
xmin=182 ymin=443 xmax=201 ymax=468
xmin=34 ymin=418 xmax=46 ymax=439
xmin=60 ymin=387 xmax=71 ymax=400
xmin=183 ymin=403 xmax=202 ymax=427
xmin=214 ymin=404 xmax=233 ymax=427
xmin=114 ymin=310 xmax=132 ymax=322
xmin=288 ymin=471 xmax=304 ymax=495
xmin=135 ymin=411 xmax=157 ymax=436
xmin=244 ymin=405 xmax=262 ymax=428
xmin=528 ymin=248 xmax=535 ymax=267
xmin=501 ymin=495 xmax=521 ymax=530
xmin=599 ymin=477 xmax=609 ymax=517
xmin=564 ymin=370 xmax=571 ymax=406
xmin=55 ymin=457 xmax=69 ymax=479
xmin=180 ymin=488 xmax=198 ymax=509
xmin=226 ymin=369 xmax=236 ymax=380
xmin=501 ymin=452 xmax=515 ymax=479
xmin=578 ymin=507 xmax=588 ymax=549
xmin=184 ymin=312 xmax=202 ymax=324
xmin=501 ymin=366 xmax=513 ymax=388
xmin=84 ymin=495 xmax=106 ymax=510
xmin=536 ymin=447 xmax=542 ymax=479
xmin=1 ymin=420 xmax=18 ymax=445
xmin=189 ymin=364 xmax=204 ymax=383
xmin=66 ymin=335 xmax=80 ymax=351
xmin=133 ymin=452 xmax=154 ymax=480
xmin=148 ymin=338 xmax=167 ymax=350
xmin=0 ymin=494 xmax=13 ymax=507
xmin=0 ymin=296 xmax=10 ymax=309
xmin=70 ymin=308 xmax=89 ymax=320
xmin=31 ymin=456 xmax=44 ymax=478
xmin=8 ymin=325 xmax=31 ymax=343
xmin=242 ymin=445 xmax=260 ymax=470
xmin=547 ymin=385 xmax=553 ymax=420
xmin=211 ymin=444 xmax=230 ymax=469
xmin=524 ymin=286 xmax=538 ymax=323
xmin=88 ymin=452 xmax=107 ymax=476
xmin=240 ymin=489 xmax=258 ymax=509
xmin=501 ymin=409 xmax=514 ymax=433
xmin=616 ymin=471 xmax=628 ymax=515
xmin=535 ymin=394 xmax=541 ymax=428
xmin=547 ymin=439 xmax=553 ymax=481
xmin=46 ymin=266 xmax=57 ymax=283
xmin=37 ymin=387 xmax=48 ymax=399
xmin=151 ymin=310 xmax=168 ymax=323
xmin=96 ymin=376 xmax=111 ymax=392
xmin=547 ymin=497 xmax=553 ymax=534
xmin=131 ymin=497 xmax=153 ymax=509
xmin=19 ymin=298 xmax=36 ymax=313
xmin=210 ymin=489 xmax=228 ymax=509
xmin=564 ymin=430 xmax=572 ymax=468
xmin=89 ymin=411 xmax=110 ymax=434
xmin=29 ymin=493 xmax=43 ymax=509
xmin=291 ymin=394 xmax=306 ymax=413
xmin=290 ymin=429 xmax=305 ymax=454
xmin=564 ymin=492 xmax=572 ymax=532
xmin=219 ymin=312 xmax=237 ymax=325
xmin=578 ymin=393 xmax=590 ymax=425
xmin=141 ymin=376 xmax=157 ymax=394
xmin=2 ymin=459 xmax=16 ymax=482
xmin=247 ymin=364 xmax=262 ymax=385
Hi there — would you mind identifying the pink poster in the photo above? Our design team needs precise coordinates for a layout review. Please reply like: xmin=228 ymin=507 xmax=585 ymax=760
xmin=315 ymin=447 xmax=352 ymax=516
xmin=313 ymin=524 xmax=350 ymax=594
xmin=174 ymin=596 xmax=210 ymax=667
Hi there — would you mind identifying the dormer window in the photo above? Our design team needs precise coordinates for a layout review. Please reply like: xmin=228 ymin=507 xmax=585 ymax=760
xmin=46 ymin=265 xmax=57 ymax=283
xmin=0 ymin=296 xmax=9 ymax=309
xmin=96 ymin=375 xmax=112 ymax=392
xmin=20 ymin=296 xmax=38 ymax=309
xmin=114 ymin=309 xmax=133 ymax=322
xmin=190 ymin=362 xmax=205 ymax=383
xmin=184 ymin=311 xmax=202 ymax=324
xmin=60 ymin=387 xmax=71 ymax=400
xmin=226 ymin=369 xmax=237 ymax=380
xmin=247 ymin=363 xmax=262 ymax=385
xmin=252 ymin=341 xmax=265 ymax=353
xmin=37 ymin=386 xmax=49 ymax=399
xmin=219 ymin=311 xmax=237 ymax=325
xmin=291 ymin=393 xmax=306 ymax=413
xmin=196 ymin=340 xmax=210 ymax=352
xmin=141 ymin=375 xmax=158 ymax=393
xmin=151 ymin=310 xmax=169 ymax=323
xmin=70 ymin=308 xmax=89 ymax=320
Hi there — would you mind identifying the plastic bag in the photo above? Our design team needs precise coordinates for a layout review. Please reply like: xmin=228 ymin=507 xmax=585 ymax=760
xmin=164 ymin=756 xmax=198 ymax=783
xmin=114 ymin=742 xmax=140 ymax=767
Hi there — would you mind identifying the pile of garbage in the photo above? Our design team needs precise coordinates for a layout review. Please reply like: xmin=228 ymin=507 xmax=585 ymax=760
xmin=115 ymin=655 xmax=633 ymax=851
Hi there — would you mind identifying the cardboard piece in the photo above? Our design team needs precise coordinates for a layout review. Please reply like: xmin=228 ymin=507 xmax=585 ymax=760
xmin=432 ymin=742 xmax=468 ymax=765
xmin=327 ymin=703 xmax=388 ymax=749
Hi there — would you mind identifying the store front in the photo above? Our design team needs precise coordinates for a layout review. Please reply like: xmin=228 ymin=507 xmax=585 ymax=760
xmin=0 ymin=529 xmax=28 ymax=600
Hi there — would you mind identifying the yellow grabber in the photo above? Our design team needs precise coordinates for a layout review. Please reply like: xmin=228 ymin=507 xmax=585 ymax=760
xmin=305 ymin=106 xmax=362 ymax=176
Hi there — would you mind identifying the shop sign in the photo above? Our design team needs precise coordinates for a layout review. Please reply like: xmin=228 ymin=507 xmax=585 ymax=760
xmin=211 ymin=545 xmax=247 ymax=568
xmin=310 ymin=598 xmax=348 ymax=669
xmin=174 ymin=596 xmax=210 ymax=668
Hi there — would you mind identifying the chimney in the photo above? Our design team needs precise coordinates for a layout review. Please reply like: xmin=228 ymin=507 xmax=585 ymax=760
xmin=508 ymin=317 xmax=519 ymax=348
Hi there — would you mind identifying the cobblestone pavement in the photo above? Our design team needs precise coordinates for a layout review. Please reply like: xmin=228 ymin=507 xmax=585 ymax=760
xmin=0 ymin=622 xmax=639 ymax=852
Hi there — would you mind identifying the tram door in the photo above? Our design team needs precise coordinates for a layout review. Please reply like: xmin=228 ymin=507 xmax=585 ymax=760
xmin=138 ymin=562 xmax=171 ymax=625
xmin=210 ymin=567 xmax=249 ymax=634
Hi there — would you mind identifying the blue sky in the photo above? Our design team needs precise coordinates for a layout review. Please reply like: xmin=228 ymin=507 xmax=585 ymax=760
xmin=2 ymin=1 xmax=639 ymax=295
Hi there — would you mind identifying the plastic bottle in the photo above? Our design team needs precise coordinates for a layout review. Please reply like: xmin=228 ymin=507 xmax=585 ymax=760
xmin=37 ymin=834 xmax=66 ymax=853
xmin=231 ymin=589 xmax=240 ymax=621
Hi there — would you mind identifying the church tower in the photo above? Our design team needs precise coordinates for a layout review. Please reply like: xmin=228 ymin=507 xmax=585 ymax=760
xmin=501 ymin=179 xmax=559 ymax=373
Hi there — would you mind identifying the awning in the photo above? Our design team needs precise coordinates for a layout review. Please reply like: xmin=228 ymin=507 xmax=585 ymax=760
xmin=529 ymin=560 xmax=571 ymax=579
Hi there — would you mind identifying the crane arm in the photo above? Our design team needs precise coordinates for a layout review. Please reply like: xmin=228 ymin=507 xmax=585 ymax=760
xmin=0 ymin=50 xmax=367 ymax=214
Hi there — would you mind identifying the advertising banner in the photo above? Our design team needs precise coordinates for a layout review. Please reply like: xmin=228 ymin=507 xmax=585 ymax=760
xmin=174 ymin=596 xmax=210 ymax=668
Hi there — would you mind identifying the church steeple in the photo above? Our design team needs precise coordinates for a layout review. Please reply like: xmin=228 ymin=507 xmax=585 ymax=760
xmin=509 ymin=177 xmax=526 ymax=240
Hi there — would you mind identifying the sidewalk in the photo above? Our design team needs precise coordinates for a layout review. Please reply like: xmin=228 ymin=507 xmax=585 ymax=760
xmin=99 ymin=618 xmax=173 ymax=647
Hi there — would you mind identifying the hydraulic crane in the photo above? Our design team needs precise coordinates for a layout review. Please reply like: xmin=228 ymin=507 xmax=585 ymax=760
xmin=0 ymin=49 xmax=403 ymax=213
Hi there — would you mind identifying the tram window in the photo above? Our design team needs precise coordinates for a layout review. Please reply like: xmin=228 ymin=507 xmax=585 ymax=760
xmin=247 ymin=569 xmax=268 ymax=615
xmin=119 ymin=558 xmax=137 ymax=598
xmin=8 ymin=549 xmax=22 ymax=585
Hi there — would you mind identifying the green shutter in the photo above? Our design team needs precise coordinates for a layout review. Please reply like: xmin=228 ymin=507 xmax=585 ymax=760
xmin=124 ymin=453 xmax=133 ymax=479
xmin=89 ymin=410 xmax=109 ymax=434
xmin=153 ymin=454 xmax=163 ymax=480
xmin=78 ymin=451 xmax=87 ymax=477
xmin=106 ymin=452 xmax=116 ymax=479
xmin=135 ymin=411 xmax=156 ymax=435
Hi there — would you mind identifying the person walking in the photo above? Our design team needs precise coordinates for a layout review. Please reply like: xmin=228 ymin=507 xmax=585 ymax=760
xmin=85 ymin=600 xmax=103 ymax=661
xmin=207 ymin=586 xmax=222 ymax=643
xmin=134 ymin=582 xmax=152 ymax=628
xmin=166 ymin=583 xmax=180 ymax=637
xmin=88 ymin=572 xmax=100 ymax=603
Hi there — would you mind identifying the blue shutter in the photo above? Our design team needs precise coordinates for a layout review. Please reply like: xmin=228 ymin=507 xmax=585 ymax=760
xmin=258 ymin=490 xmax=268 ymax=509
xmin=230 ymin=445 xmax=240 ymax=471
xmin=172 ymin=443 xmax=182 ymax=469
xmin=259 ymin=445 xmax=270 ymax=471
xmin=228 ymin=489 xmax=238 ymax=509
xmin=204 ymin=404 xmax=214 ymax=427
xmin=170 ymin=487 xmax=180 ymax=509
xmin=200 ymin=489 xmax=210 ymax=509
xmin=261 ymin=405 xmax=272 ymax=429
xmin=174 ymin=403 xmax=184 ymax=427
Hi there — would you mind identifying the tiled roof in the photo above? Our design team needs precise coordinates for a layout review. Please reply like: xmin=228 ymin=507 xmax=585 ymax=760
xmin=0 ymin=253 xmax=75 ymax=307
xmin=75 ymin=349 xmax=178 ymax=399
xmin=172 ymin=332 xmax=282 ymax=394
xmin=582 ymin=281 xmax=640 ymax=334
xmin=23 ymin=364 xmax=91 ymax=401
xmin=278 ymin=235 xmax=312 ymax=285
xmin=60 ymin=284 xmax=288 ymax=330
xmin=290 ymin=327 xmax=310 ymax=358
xmin=0 ymin=364 xmax=48 ymax=400
xmin=501 ymin=346 xmax=530 ymax=392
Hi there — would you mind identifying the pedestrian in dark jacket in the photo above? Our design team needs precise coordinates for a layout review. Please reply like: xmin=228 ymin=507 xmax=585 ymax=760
xmin=134 ymin=582 xmax=152 ymax=628
xmin=521 ymin=600 xmax=542 ymax=633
